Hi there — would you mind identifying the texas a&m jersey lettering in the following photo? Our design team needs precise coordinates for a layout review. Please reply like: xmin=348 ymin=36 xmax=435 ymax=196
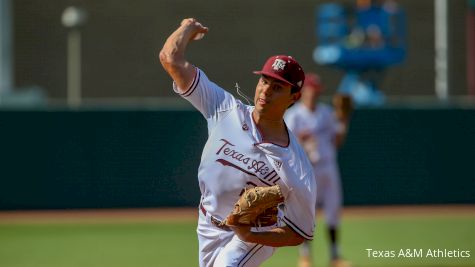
xmin=215 ymin=138 xmax=280 ymax=186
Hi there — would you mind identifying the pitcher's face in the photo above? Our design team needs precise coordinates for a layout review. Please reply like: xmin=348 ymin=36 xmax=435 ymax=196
xmin=254 ymin=75 xmax=300 ymax=118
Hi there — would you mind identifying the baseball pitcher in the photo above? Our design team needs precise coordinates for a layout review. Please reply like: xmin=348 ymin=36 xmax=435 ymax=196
xmin=160 ymin=18 xmax=317 ymax=267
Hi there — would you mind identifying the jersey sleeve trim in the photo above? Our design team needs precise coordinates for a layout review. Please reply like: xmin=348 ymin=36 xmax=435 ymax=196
xmin=238 ymin=244 xmax=264 ymax=267
xmin=180 ymin=68 xmax=201 ymax=97
xmin=283 ymin=216 xmax=314 ymax=240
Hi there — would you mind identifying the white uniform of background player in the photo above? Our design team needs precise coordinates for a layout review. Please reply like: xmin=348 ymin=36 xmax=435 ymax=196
xmin=159 ymin=19 xmax=317 ymax=267
xmin=285 ymin=73 xmax=351 ymax=267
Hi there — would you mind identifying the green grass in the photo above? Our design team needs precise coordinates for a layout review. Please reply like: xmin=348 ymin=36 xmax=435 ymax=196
xmin=0 ymin=216 xmax=474 ymax=267
xmin=264 ymin=216 xmax=475 ymax=267
xmin=0 ymin=222 xmax=198 ymax=267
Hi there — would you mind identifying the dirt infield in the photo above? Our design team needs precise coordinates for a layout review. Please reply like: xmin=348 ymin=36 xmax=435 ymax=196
xmin=0 ymin=205 xmax=473 ymax=224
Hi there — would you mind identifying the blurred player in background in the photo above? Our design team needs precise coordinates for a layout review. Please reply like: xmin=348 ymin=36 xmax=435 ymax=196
xmin=285 ymin=73 xmax=352 ymax=267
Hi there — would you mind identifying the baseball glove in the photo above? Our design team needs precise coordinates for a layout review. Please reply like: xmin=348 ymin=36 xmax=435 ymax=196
xmin=333 ymin=93 xmax=353 ymax=121
xmin=222 ymin=185 xmax=284 ymax=227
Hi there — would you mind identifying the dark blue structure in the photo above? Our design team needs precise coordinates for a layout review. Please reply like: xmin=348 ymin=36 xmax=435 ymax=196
xmin=313 ymin=2 xmax=407 ymax=106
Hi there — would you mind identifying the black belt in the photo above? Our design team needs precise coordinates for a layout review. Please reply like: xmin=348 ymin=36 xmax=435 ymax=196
xmin=199 ymin=203 xmax=231 ymax=231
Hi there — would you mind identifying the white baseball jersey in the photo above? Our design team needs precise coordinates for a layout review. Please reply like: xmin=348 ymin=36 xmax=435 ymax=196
xmin=285 ymin=103 xmax=341 ymax=166
xmin=285 ymin=102 xmax=344 ymax=227
xmin=174 ymin=68 xmax=317 ymax=267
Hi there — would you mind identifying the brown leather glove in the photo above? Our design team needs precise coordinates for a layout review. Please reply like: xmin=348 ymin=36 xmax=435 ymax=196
xmin=223 ymin=185 xmax=284 ymax=227
xmin=333 ymin=93 xmax=354 ymax=121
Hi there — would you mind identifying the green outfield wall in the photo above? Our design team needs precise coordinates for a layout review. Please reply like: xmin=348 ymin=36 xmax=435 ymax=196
xmin=0 ymin=108 xmax=474 ymax=210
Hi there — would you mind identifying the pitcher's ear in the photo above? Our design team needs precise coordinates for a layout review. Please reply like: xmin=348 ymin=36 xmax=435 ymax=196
xmin=292 ymin=92 xmax=301 ymax=103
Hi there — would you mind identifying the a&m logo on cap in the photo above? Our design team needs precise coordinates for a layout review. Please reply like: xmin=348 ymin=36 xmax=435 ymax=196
xmin=272 ymin=59 xmax=286 ymax=71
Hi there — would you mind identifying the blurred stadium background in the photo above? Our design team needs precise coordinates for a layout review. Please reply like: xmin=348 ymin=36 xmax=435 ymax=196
xmin=1 ymin=0 xmax=473 ymax=103
xmin=0 ymin=0 xmax=474 ymax=266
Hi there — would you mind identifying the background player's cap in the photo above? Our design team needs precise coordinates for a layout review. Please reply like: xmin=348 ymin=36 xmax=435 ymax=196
xmin=303 ymin=73 xmax=323 ymax=92
xmin=253 ymin=55 xmax=305 ymax=90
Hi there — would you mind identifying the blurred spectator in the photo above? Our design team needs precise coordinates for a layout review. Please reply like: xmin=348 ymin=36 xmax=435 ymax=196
xmin=313 ymin=0 xmax=407 ymax=106
xmin=365 ymin=24 xmax=384 ymax=48
xmin=356 ymin=0 xmax=406 ymax=48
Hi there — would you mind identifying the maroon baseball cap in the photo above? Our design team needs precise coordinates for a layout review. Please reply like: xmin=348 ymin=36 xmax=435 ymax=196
xmin=303 ymin=73 xmax=323 ymax=91
xmin=253 ymin=55 xmax=305 ymax=90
